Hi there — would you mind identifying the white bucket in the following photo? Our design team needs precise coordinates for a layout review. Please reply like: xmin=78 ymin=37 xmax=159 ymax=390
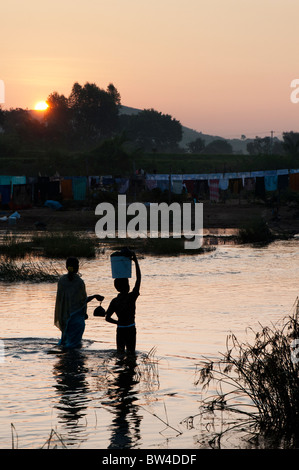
xmin=110 ymin=255 xmax=132 ymax=279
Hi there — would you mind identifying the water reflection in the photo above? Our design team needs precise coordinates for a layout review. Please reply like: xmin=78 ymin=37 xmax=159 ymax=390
xmin=104 ymin=355 xmax=142 ymax=449
xmin=52 ymin=348 xmax=90 ymax=446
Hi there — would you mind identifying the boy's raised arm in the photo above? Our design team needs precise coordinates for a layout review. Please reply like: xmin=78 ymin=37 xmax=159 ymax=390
xmin=132 ymin=252 xmax=141 ymax=293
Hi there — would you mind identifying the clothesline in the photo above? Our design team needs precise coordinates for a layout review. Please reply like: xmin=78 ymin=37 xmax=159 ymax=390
xmin=146 ymin=168 xmax=299 ymax=181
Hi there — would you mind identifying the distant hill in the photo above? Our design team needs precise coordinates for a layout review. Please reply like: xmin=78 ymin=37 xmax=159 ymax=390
xmin=120 ymin=105 xmax=277 ymax=155
xmin=31 ymin=104 xmax=279 ymax=155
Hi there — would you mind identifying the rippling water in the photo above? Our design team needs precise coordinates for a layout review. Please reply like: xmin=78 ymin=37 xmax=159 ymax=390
xmin=1 ymin=239 xmax=299 ymax=449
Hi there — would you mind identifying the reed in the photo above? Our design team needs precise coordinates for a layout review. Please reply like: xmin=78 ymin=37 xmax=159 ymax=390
xmin=0 ymin=234 xmax=31 ymax=258
xmin=40 ymin=429 xmax=67 ymax=449
xmin=238 ymin=217 xmax=274 ymax=244
xmin=193 ymin=298 xmax=299 ymax=447
xmin=142 ymin=237 xmax=208 ymax=255
xmin=31 ymin=231 xmax=98 ymax=258
xmin=0 ymin=258 xmax=60 ymax=283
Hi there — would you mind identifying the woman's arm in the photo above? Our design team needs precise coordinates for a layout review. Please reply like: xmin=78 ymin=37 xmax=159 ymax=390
xmin=86 ymin=294 xmax=105 ymax=303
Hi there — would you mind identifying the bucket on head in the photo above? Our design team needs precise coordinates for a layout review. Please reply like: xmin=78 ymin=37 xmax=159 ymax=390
xmin=110 ymin=249 xmax=132 ymax=279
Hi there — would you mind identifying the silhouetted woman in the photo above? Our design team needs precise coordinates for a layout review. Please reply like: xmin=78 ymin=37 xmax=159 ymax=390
xmin=54 ymin=257 xmax=104 ymax=348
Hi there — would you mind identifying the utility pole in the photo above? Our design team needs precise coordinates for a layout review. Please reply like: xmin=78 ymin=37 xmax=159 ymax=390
xmin=270 ymin=130 xmax=275 ymax=155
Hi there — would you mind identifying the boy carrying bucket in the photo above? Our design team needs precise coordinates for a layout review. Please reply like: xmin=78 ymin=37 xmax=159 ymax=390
xmin=105 ymin=250 xmax=141 ymax=355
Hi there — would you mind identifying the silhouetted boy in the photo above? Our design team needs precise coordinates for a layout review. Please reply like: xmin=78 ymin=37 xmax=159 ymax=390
xmin=105 ymin=251 xmax=141 ymax=354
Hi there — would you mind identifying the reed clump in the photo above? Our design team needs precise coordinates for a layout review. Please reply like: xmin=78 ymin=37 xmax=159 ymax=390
xmin=141 ymin=238 xmax=214 ymax=256
xmin=0 ymin=258 xmax=60 ymax=283
xmin=238 ymin=217 xmax=274 ymax=244
xmin=0 ymin=234 xmax=31 ymax=258
xmin=194 ymin=298 xmax=299 ymax=447
xmin=0 ymin=231 xmax=99 ymax=259
xmin=31 ymin=231 xmax=98 ymax=258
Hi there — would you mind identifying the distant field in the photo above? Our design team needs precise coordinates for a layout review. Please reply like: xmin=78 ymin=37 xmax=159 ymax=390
xmin=137 ymin=153 xmax=299 ymax=174
xmin=1 ymin=151 xmax=298 ymax=176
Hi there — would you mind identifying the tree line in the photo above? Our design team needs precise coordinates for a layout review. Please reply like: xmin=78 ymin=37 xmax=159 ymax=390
xmin=1 ymin=81 xmax=299 ymax=159
xmin=0 ymin=81 xmax=184 ymax=156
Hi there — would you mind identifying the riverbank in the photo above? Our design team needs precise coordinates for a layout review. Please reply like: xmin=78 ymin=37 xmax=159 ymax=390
xmin=2 ymin=200 xmax=299 ymax=237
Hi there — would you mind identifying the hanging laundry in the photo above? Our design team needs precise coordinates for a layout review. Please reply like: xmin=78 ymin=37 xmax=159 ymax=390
xmin=219 ymin=178 xmax=229 ymax=190
xmin=89 ymin=176 xmax=100 ymax=188
xmin=72 ymin=177 xmax=87 ymax=201
xmin=255 ymin=177 xmax=265 ymax=199
xmin=47 ymin=181 xmax=60 ymax=200
xmin=198 ymin=180 xmax=209 ymax=199
xmin=145 ymin=179 xmax=157 ymax=191
xmin=61 ymin=179 xmax=73 ymax=200
xmin=289 ymin=173 xmax=299 ymax=191
xmin=0 ymin=185 xmax=11 ymax=205
xmin=102 ymin=176 xmax=114 ymax=186
xmin=157 ymin=180 xmax=169 ymax=192
xmin=229 ymin=178 xmax=243 ymax=194
xmin=172 ymin=180 xmax=183 ymax=194
xmin=209 ymin=179 xmax=219 ymax=202
xmin=277 ymin=174 xmax=289 ymax=191
xmin=244 ymin=177 xmax=255 ymax=191
xmin=183 ymin=180 xmax=195 ymax=195
xmin=33 ymin=176 xmax=51 ymax=203
xmin=116 ymin=178 xmax=130 ymax=194
xmin=10 ymin=184 xmax=32 ymax=209
xmin=264 ymin=175 xmax=278 ymax=192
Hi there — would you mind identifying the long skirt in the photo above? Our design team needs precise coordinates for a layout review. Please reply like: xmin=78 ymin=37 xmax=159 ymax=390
xmin=59 ymin=307 xmax=86 ymax=349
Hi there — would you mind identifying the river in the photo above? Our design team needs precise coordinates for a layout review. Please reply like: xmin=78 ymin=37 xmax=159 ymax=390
xmin=0 ymin=239 xmax=298 ymax=449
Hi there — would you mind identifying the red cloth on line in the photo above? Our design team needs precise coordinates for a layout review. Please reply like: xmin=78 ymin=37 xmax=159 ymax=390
xmin=209 ymin=179 xmax=219 ymax=202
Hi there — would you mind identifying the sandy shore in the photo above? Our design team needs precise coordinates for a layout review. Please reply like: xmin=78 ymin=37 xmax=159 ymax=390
xmin=1 ymin=200 xmax=299 ymax=237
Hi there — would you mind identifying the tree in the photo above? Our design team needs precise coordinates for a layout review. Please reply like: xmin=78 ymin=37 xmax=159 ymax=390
xmin=247 ymin=136 xmax=284 ymax=156
xmin=204 ymin=139 xmax=233 ymax=155
xmin=282 ymin=132 xmax=299 ymax=157
xmin=45 ymin=92 xmax=71 ymax=146
xmin=187 ymin=137 xmax=206 ymax=154
xmin=68 ymin=82 xmax=121 ymax=145
xmin=0 ymin=106 xmax=5 ymax=128
xmin=247 ymin=137 xmax=271 ymax=156
xmin=90 ymin=132 xmax=133 ymax=174
xmin=2 ymin=108 xmax=45 ymax=145
xmin=126 ymin=108 xmax=182 ymax=152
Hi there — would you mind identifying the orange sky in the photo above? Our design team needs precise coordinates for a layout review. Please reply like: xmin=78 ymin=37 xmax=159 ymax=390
xmin=1 ymin=0 xmax=299 ymax=138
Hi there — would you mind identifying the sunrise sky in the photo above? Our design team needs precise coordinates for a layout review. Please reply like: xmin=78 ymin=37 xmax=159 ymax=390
xmin=1 ymin=0 xmax=299 ymax=138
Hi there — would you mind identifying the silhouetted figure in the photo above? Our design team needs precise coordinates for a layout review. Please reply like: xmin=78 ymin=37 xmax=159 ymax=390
xmin=105 ymin=252 xmax=141 ymax=354
xmin=54 ymin=257 xmax=104 ymax=348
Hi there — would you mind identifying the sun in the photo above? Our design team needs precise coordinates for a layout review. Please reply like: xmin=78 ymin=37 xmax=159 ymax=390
xmin=34 ymin=101 xmax=49 ymax=111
